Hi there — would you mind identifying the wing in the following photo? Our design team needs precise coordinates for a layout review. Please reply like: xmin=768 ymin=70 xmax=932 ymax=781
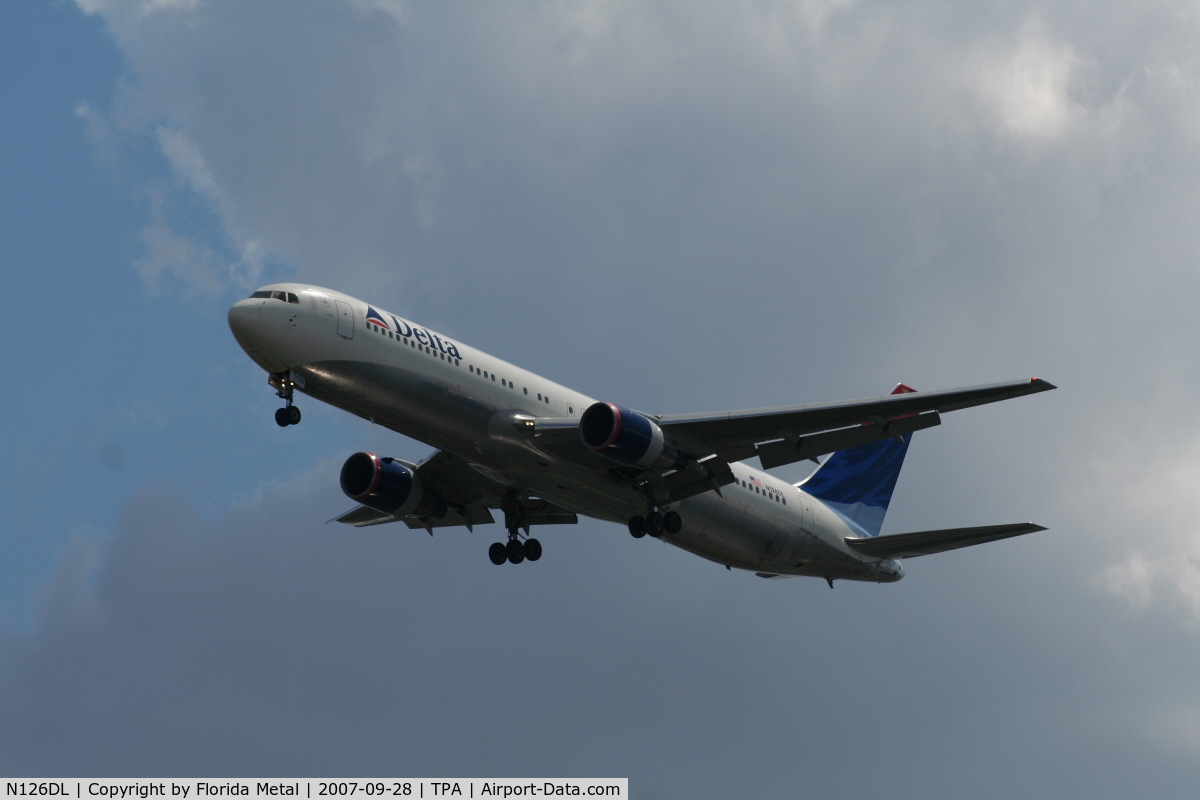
xmin=331 ymin=449 xmax=578 ymax=531
xmin=844 ymin=522 xmax=1047 ymax=559
xmin=658 ymin=378 xmax=1055 ymax=468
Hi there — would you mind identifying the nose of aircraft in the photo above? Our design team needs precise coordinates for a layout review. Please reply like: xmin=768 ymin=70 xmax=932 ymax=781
xmin=227 ymin=299 xmax=261 ymax=346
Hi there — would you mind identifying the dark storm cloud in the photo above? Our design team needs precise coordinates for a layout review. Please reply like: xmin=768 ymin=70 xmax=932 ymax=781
xmin=1 ymin=469 xmax=1196 ymax=798
xmin=9 ymin=0 xmax=1200 ymax=793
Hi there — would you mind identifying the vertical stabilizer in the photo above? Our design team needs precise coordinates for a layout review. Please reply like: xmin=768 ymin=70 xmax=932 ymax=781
xmin=799 ymin=384 xmax=917 ymax=537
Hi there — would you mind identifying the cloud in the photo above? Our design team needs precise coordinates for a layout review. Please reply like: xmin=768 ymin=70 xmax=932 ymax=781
xmin=0 ymin=467 xmax=1191 ymax=796
xmin=48 ymin=0 xmax=1200 ymax=789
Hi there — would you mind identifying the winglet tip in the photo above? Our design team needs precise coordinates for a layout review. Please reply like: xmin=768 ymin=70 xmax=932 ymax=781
xmin=1031 ymin=377 xmax=1058 ymax=390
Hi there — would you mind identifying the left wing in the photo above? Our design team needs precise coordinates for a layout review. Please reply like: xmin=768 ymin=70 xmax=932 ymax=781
xmin=332 ymin=449 xmax=575 ymax=531
xmin=844 ymin=522 xmax=1047 ymax=559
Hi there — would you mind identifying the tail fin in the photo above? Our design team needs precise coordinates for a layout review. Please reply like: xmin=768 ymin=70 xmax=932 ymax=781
xmin=800 ymin=383 xmax=917 ymax=537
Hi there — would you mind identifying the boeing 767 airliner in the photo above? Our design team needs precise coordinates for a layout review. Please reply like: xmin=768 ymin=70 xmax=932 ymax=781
xmin=228 ymin=284 xmax=1053 ymax=584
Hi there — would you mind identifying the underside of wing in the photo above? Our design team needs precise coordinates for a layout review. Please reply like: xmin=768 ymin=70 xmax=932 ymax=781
xmin=331 ymin=448 xmax=578 ymax=532
xmin=844 ymin=522 xmax=1048 ymax=559
xmin=332 ymin=502 xmax=495 ymax=529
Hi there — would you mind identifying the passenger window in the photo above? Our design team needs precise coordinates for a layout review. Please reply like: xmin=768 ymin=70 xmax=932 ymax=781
xmin=537 ymin=393 xmax=542 ymax=401
xmin=524 ymin=388 xmax=528 ymax=395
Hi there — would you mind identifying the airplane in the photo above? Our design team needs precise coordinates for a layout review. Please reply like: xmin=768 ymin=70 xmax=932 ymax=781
xmin=228 ymin=283 xmax=1054 ymax=585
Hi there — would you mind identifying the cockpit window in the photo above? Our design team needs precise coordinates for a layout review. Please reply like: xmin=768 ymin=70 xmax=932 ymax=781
xmin=249 ymin=290 xmax=300 ymax=303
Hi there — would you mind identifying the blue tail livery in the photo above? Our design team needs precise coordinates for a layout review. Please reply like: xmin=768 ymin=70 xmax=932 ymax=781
xmin=800 ymin=384 xmax=917 ymax=537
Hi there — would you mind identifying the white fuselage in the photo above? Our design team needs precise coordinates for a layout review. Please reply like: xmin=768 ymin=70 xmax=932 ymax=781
xmin=228 ymin=283 xmax=903 ymax=582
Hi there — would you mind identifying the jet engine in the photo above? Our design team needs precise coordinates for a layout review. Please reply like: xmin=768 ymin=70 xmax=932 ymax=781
xmin=579 ymin=402 xmax=686 ymax=471
xmin=339 ymin=452 xmax=446 ymax=518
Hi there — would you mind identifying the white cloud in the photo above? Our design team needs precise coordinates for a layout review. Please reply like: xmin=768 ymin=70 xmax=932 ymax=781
xmin=1095 ymin=432 xmax=1200 ymax=622
xmin=976 ymin=24 xmax=1080 ymax=141
xmin=132 ymin=185 xmax=226 ymax=295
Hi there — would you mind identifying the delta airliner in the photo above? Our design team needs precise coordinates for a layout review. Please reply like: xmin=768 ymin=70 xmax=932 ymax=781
xmin=228 ymin=284 xmax=1053 ymax=584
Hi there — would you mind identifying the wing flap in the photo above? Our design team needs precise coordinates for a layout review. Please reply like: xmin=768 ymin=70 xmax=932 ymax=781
xmin=757 ymin=411 xmax=941 ymax=470
xmin=331 ymin=504 xmax=401 ymax=527
xmin=402 ymin=503 xmax=497 ymax=531
xmin=331 ymin=503 xmax=498 ymax=530
xmin=660 ymin=455 xmax=737 ymax=503
xmin=845 ymin=522 xmax=1047 ymax=559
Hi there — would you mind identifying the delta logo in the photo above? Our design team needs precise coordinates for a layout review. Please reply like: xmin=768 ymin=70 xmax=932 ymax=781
xmin=367 ymin=305 xmax=464 ymax=360
xmin=366 ymin=306 xmax=391 ymax=330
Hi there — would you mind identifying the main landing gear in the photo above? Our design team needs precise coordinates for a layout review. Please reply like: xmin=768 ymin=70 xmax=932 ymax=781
xmin=270 ymin=372 xmax=301 ymax=427
xmin=489 ymin=535 xmax=542 ymax=565
xmin=489 ymin=489 xmax=542 ymax=565
xmin=627 ymin=510 xmax=682 ymax=539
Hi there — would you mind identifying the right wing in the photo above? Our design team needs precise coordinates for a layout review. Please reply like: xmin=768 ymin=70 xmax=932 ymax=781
xmin=533 ymin=378 xmax=1054 ymax=503
xmin=844 ymin=523 xmax=1047 ymax=559
xmin=657 ymin=378 xmax=1056 ymax=467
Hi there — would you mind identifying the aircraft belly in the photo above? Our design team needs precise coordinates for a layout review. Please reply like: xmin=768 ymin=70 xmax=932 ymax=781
xmin=295 ymin=359 xmax=492 ymax=454
xmin=666 ymin=493 xmax=884 ymax=580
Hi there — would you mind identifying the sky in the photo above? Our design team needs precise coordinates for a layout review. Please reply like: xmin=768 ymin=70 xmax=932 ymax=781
xmin=4 ymin=0 xmax=1200 ymax=795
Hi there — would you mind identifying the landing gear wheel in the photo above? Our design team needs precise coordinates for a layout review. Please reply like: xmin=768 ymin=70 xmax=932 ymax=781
xmin=663 ymin=511 xmax=682 ymax=534
xmin=274 ymin=408 xmax=291 ymax=427
xmin=506 ymin=539 xmax=526 ymax=564
xmin=488 ymin=542 xmax=508 ymax=565
xmin=287 ymin=405 xmax=301 ymax=425
xmin=628 ymin=515 xmax=647 ymax=539
xmin=645 ymin=512 xmax=665 ymax=537
xmin=523 ymin=538 xmax=542 ymax=561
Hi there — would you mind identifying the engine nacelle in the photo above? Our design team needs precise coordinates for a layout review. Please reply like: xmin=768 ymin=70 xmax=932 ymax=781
xmin=579 ymin=402 xmax=684 ymax=471
xmin=339 ymin=452 xmax=446 ymax=518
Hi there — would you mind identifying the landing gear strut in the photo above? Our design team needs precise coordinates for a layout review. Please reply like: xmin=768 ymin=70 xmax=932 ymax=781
xmin=489 ymin=490 xmax=543 ymax=565
xmin=270 ymin=372 xmax=301 ymax=427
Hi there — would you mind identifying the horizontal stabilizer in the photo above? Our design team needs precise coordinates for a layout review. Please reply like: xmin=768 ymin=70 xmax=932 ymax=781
xmin=845 ymin=522 xmax=1047 ymax=559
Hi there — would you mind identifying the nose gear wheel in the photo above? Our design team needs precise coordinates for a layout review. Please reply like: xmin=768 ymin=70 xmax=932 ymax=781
xmin=269 ymin=372 xmax=301 ymax=426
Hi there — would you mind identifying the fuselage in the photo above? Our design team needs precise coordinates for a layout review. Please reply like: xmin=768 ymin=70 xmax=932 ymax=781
xmin=228 ymin=283 xmax=903 ymax=582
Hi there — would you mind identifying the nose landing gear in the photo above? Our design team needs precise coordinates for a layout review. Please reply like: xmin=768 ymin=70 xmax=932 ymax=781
xmin=274 ymin=406 xmax=301 ymax=427
xmin=269 ymin=372 xmax=301 ymax=427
